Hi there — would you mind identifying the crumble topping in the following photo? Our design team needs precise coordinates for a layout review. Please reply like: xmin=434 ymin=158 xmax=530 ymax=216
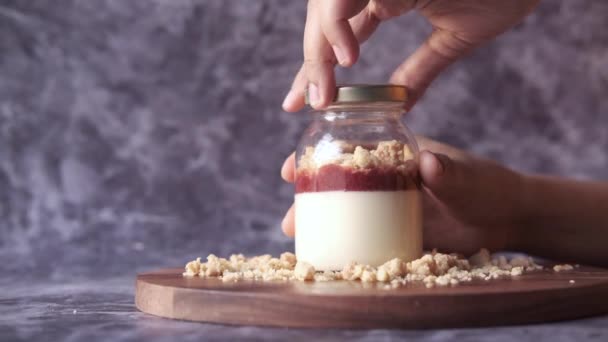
xmin=296 ymin=140 xmax=419 ymax=192
xmin=298 ymin=140 xmax=414 ymax=172
xmin=183 ymin=249 xmax=552 ymax=288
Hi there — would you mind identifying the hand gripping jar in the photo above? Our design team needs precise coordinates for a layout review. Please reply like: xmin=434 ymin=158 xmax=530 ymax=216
xmin=295 ymin=84 xmax=422 ymax=271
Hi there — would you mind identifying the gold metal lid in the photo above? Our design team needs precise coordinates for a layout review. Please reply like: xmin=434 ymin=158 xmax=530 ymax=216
xmin=305 ymin=84 xmax=408 ymax=105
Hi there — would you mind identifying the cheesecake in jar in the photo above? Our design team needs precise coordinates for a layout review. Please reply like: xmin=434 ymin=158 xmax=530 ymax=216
xmin=295 ymin=85 xmax=422 ymax=271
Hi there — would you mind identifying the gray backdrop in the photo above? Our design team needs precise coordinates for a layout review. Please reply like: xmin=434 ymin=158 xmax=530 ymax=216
xmin=1 ymin=0 xmax=607 ymax=280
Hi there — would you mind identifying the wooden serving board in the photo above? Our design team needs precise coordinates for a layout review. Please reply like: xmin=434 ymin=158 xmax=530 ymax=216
xmin=135 ymin=265 xmax=608 ymax=329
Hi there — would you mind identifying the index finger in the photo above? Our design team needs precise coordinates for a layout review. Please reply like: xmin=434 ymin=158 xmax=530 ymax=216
xmin=303 ymin=0 xmax=337 ymax=109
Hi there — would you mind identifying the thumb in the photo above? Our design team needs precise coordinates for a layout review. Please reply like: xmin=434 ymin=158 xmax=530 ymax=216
xmin=419 ymin=150 xmax=469 ymax=201
xmin=390 ymin=29 xmax=474 ymax=111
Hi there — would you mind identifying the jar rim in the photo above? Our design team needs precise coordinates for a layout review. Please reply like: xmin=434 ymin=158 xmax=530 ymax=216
xmin=305 ymin=84 xmax=408 ymax=105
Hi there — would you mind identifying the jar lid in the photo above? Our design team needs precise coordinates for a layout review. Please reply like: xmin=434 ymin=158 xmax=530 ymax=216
xmin=305 ymin=84 xmax=408 ymax=105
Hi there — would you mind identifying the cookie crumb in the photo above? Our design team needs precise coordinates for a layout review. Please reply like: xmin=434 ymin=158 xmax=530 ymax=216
xmin=511 ymin=266 xmax=523 ymax=276
xmin=294 ymin=261 xmax=315 ymax=281
xmin=468 ymin=249 xmax=491 ymax=267
xmin=553 ymin=264 xmax=574 ymax=272
xmin=298 ymin=140 xmax=414 ymax=172
xmin=183 ymin=249 xmax=545 ymax=287
xmin=280 ymin=252 xmax=297 ymax=269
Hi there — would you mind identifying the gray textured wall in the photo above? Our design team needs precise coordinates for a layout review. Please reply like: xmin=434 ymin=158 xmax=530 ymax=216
xmin=0 ymin=0 xmax=606 ymax=278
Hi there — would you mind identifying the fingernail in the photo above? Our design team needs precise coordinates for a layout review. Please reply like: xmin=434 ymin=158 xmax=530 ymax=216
xmin=282 ymin=90 xmax=295 ymax=109
xmin=308 ymin=83 xmax=319 ymax=106
xmin=332 ymin=45 xmax=347 ymax=66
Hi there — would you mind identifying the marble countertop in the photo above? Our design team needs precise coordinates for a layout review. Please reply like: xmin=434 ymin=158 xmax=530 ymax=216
xmin=2 ymin=276 xmax=608 ymax=342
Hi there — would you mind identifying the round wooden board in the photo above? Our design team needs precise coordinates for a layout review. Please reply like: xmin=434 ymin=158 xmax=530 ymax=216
xmin=135 ymin=265 xmax=608 ymax=329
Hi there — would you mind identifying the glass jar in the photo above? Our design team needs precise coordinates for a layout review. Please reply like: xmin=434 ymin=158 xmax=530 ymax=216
xmin=295 ymin=85 xmax=422 ymax=271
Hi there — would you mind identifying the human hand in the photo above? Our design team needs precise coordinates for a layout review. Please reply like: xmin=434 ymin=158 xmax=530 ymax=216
xmin=280 ymin=136 xmax=527 ymax=255
xmin=282 ymin=0 xmax=540 ymax=112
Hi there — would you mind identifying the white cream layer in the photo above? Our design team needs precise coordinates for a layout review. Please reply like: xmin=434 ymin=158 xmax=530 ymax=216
xmin=295 ymin=190 xmax=422 ymax=271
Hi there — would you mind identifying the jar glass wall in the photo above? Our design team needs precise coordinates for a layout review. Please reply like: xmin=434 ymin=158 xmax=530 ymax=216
xmin=294 ymin=85 xmax=422 ymax=271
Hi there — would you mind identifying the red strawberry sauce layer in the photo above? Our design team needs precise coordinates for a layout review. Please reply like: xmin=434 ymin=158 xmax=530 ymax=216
xmin=295 ymin=164 xmax=419 ymax=193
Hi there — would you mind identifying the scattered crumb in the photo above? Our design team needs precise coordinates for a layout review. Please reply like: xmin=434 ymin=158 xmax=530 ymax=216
xmin=468 ymin=248 xmax=491 ymax=267
xmin=553 ymin=264 xmax=574 ymax=272
xmin=294 ymin=261 xmax=315 ymax=281
xmin=509 ymin=256 xmax=533 ymax=268
xmin=221 ymin=272 xmax=241 ymax=282
xmin=361 ymin=269 xmax=377 ymax=283
xmin=183 ymin=249 xmax=545 ymax=287
xmin=314 ymin=270 xmax=342 ymax=282
xmin=183 ymin=257 xmax=202 ymax=276
xmin=280 ymin=252 xmax=297 ymax=268
xmin=569 ymin=280 xmax=576 ymax=284
xmin=376 ymin=266 xmax=390 ymax=282
xmin=511 ymin=266 xmax=523 ymax=276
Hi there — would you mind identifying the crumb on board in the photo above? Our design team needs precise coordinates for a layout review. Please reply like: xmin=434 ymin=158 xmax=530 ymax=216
xmin=183 ymin=249 xmax=545 ymax=288
xmin=294 ymin=261 xmax=315 ymax=281
xmin=553 ymin=264 xmax=574 ymax=272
